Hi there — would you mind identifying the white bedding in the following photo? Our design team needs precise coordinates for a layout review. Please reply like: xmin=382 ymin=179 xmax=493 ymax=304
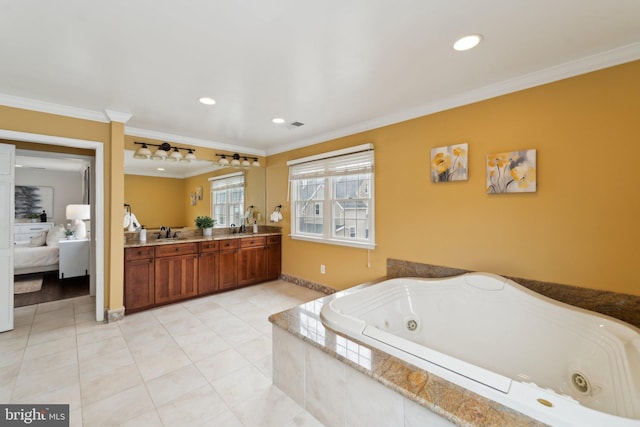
xmin=14 ymin=242 xmax=59 ymax=270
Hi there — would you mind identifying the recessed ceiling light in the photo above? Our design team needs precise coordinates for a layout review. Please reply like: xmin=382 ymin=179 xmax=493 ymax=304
xmin=453 ymin=34 xmax=482 ymax=51
xmin=199 ymin=97 xmax=216 ymax=105
xmin=272 ymin=118 xmax=285 ymax=124
xmin=157 ymin=167 xmax=165 ymax=171
xmin=15 ymin=164 xmax=22 ymax=168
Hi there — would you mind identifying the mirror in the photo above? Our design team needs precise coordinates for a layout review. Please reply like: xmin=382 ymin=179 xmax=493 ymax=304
xmin=124 ymin=150 xmax=266 ymax=229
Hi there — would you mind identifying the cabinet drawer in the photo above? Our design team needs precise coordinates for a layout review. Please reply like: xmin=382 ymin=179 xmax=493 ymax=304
xmin=125 ymin=246 xmax=155 ymax=261
xmin=267 ymin=235 xmax=281 ymax=245
xmin=199 ymin=240 xmax=219 ymax=253
xmin=240 ymin=236 xmax=266 ymax=248
xmin=155 ymin=243 xmax=198 ymax=257
xmin=219 ymin=239 xmax=239 ymax=251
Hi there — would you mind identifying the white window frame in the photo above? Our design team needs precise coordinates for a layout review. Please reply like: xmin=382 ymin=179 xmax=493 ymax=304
xmin=209 ymin=172 xmax=244 ymax=228
xmin=288 ymin=143 xmax=375 ymax=249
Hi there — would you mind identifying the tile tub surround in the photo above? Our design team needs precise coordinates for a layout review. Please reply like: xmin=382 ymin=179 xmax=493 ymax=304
xmin=387 ymin=259 xmax=640 ymax=329
xmin=270 ymin=295 xmax=546 ymax=427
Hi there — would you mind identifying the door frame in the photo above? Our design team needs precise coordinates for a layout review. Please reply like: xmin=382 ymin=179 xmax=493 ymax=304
xmin=1 ymin=129 xmax=105 ymax=322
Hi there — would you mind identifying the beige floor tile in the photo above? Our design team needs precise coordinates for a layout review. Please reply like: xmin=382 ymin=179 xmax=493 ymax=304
xmin=145 ymin=364 xmax=209 ymax=407
xmin=76 ymin=322 xmax=121 ymax=346
xmin=13 ymin=382 xmax=82 ymax=411
xmin=235 ymin=335 xmax=272 ymax=363
xmin=70 ymin=407 xmax=83 ymax=427
xmin=195 ymin=348 xmax=252 ymax=382
xmin=211 ymin=365 xmax=272 ymax=408
xmin=231 ymin=386 xmax=306 ymax=427
xmin=27 ymin=324 xmax=76 ymax=346
xmin=156 ymin=384 xmax=229 ymax=426
xmin=128 ymin=336 xmax=192 ymax=381
xmin=80 ymin=362 xmax=142 ymax=406
xmin=79 ymin=347 xmax=136 ymax=383
xmin=12 ymin=362 xmax=79 ymax=401
xmin=77 ymin=335 xmax=128 ymax=363
xmin=82 ymin=384 xmax=155 ymax=427
xmin=20 ymin=348 xmax=78 ymax=374
xmin=119 ymin=409 xmax=163 ymax=427
xmin=23 ymin=335 xmax=77 ymax=361
xmin=172 ymin=329 xmax=231 ymax=362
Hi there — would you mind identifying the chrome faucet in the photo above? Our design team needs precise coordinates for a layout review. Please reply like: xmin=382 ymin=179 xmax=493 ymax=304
xmin=166 ymin=227 xmax=172 ymax=238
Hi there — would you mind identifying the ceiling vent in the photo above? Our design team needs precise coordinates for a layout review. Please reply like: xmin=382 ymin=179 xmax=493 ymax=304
xmin=287 ymin=121 xmax=305 ymax=129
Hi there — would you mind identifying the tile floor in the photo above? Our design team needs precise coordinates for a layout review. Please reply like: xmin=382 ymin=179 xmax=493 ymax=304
xmin=1 ymin=280 xmax=327 ymax=426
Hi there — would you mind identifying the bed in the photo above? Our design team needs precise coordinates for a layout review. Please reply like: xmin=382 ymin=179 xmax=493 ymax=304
xmin=13 ymin=224 xmax=66 ymax=275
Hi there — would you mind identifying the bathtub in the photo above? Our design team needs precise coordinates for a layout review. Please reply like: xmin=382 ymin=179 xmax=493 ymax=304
xmin=320 ymin=273 xmax=640 ymax=427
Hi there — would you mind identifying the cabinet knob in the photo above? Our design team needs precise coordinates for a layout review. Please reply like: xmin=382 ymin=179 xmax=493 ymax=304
xmin=175 ymin=248 xmax=180 ymax=252
xmin=138 ymin=251 xmax=142 ymax=256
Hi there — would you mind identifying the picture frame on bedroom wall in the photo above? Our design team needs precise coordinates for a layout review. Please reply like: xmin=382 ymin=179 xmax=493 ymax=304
xmin=15 ymin=185 xmax=54 ymax=220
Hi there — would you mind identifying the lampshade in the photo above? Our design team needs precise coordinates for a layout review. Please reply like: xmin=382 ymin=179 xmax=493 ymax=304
xmin=151 ymin=148 xmax=167 ymax=160
xmin=230 ymin=153 xmax=241 ymax=166
xmin=66 ymin=204 xmax=90 ymax=220
xmin=184 ymin=149 xmax=197 ymax=161
xmin=134 ymin=143 xmax=152 ymax=159
xmin=252 ymin=158 xmax=261 ymax=167
xmin=242 ymin=157 xmax=251 ymax=167
xmin=66 ymin=204 xmax=90 ymax=239
xmin=167 ymin=147 xmax=182 ymax=162
xmin=218 ymin=155 xmax=229 ymax=166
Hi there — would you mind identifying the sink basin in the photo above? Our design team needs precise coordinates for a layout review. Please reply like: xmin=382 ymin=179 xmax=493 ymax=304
xmin=157 ymin=237 xmax=188 ymax=241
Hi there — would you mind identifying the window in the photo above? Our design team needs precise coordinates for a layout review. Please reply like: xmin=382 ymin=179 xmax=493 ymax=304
xmin=209 ymin=172 xmax=244 ymax=227
xmin=288 ymin=144 xmax=375 ymax=249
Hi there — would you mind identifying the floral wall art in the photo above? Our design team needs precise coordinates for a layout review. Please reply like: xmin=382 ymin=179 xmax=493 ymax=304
xmin=486 ymin=149 xmax=537 ymax=194
xmin=430 ymin=143 xmax=468 ymax=183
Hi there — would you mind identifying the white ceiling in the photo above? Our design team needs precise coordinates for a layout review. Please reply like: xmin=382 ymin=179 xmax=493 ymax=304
xmin=1 ymin=1 xmax=639 ymax=156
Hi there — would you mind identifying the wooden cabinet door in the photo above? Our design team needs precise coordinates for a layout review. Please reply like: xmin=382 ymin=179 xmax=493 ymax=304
xmin=124 ymin=257 xmax=155 ymax=312
xmin=155 ymin=254 xmax=198 ymax=304
xmin=198 ymin=251 xmax=219 ymax=295
xmin=237 ymin=246 xmax=266 ymax=286
xmin=218 ymin=249 xmax=238 ymax=290
xmin=266 ymin=238 xmax=281 ymax=281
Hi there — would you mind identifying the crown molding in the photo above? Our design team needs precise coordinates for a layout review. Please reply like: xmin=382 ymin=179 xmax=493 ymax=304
xmin=125 ymin=127 xmax=266 ymax=157
xmin=267 ymin=41 xmax=640 ymax=155
xmin=0 ymin=93 xmax=109 ymax=123
xmin=104 ymin=109 xmax=133 ymax=123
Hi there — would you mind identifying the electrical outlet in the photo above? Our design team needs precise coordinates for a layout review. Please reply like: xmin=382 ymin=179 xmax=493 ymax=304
xmin=320 ymin=264 xmax=326 ymax=274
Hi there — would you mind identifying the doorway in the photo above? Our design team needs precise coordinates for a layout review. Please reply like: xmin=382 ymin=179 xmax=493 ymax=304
xmin=0 ymin=129 xmax=105 ymax=325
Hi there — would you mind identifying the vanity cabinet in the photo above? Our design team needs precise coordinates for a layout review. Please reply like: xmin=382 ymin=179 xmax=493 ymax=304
xmin=154 ymin=243 xmax=198 ymax=304
xmin=237 ymin=236 xmax=266 ymax=286
xmin=123 ymin=234 xmax=281 ymax=313
xmin=198 ymin=241 xmax=219 ymax=295
xmin=124 ymin=247 xmax=155 ymax=312
xmin=218 ymin=239 xmax=238 ymax=290
xmin=266 ymin=235 xmax=281 ymax=280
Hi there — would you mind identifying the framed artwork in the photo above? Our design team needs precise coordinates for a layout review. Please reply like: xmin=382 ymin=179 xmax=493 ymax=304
xmin=190 ymin=192 xmax=197 ymax=206
xmin=15 ymin=186 xmax=54 ymax=218
xmin=196 ymin=186 xmax=203 ymax=200
xmin=431 ymin=143 xmax=468 ymax=182
xmin=486 ymin=149 xmax=537 ymax=193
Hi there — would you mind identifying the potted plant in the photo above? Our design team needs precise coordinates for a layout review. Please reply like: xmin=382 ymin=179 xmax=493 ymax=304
xmin=195 ymin=215 xmax=215 ymax=236
xmin=27 ymin=213 xmax=39 ymax=223
xmin=64 ymin=229 xmax=75 ymax=240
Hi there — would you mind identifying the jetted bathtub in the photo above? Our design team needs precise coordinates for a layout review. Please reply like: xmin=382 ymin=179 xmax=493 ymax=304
xmin=320 ymin=273 xmax=640 ymax=427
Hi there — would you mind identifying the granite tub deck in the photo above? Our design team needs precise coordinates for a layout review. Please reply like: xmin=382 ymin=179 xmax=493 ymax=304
xmin=269 ymin=282 xmax=546 ymax=427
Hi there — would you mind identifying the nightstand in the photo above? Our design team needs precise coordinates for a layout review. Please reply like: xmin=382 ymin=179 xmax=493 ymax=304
xmin=58 ymin=239 xmax=90 ymax=279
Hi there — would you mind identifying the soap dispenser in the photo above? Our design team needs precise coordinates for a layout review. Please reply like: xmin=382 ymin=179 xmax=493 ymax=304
xmin=139 ymin=225 xmax=147 ymax=242
xmin=253 ymin=220 xmax=258 ymax=233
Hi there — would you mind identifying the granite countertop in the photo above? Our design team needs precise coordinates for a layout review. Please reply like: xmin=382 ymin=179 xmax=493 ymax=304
xmin=124 ymin=230 xmax=281 ymax=249
xmin=269 ymin=283 xmax=546 ymax=427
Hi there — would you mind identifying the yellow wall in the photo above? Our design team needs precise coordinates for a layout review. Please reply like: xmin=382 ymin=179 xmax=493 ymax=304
xmin=268 ymin=60 xmax=640 ymax=296
xmin=124 ymin=175 xmax=188 ymax=228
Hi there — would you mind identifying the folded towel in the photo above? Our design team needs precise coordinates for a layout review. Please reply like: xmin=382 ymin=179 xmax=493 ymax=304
xmin=128 ymin=213 xmax=140 ymax=231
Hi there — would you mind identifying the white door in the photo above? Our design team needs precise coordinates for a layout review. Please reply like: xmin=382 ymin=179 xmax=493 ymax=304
xmin=0 ymin=143 xmax=15 ymax=332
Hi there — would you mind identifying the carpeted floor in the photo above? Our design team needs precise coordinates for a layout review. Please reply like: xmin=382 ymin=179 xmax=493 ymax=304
xmin=14 ymin=271 xmax=90 ymax=307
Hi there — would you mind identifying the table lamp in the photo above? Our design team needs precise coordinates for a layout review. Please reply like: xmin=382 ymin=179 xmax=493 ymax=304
xmin=66 ymin=204 xmax=90 ymax=239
